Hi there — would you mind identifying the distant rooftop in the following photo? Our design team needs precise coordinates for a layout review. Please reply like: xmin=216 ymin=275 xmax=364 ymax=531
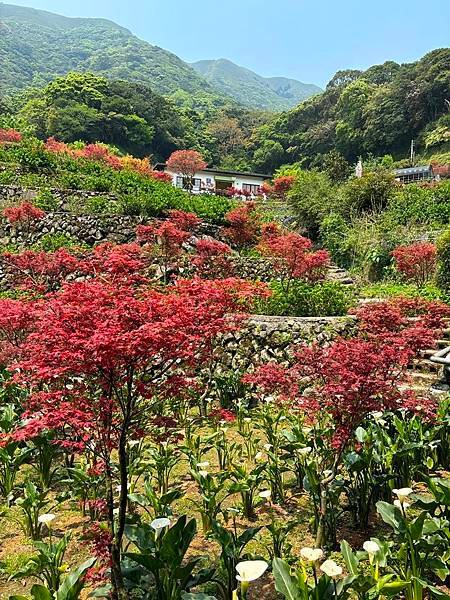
xmin=154 ymin=163 xmax=272 ymax=179
xmin=394 ymin=165 xmax=433 ymax=175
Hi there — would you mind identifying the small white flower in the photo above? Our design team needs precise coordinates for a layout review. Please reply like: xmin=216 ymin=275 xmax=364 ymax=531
xmin=128 ymin=440 xmax=140 ymax=447
xmin=320 ymin=559 xmax=343 ymax=579
xmin=150 ymin=517 xmax=171 ymax=531
xmin=363 ymin=540 xmax=380 ymax=562
xmin=300 ymin=547 xmax=324 ymax=563
xmin=264 ymin=443 xmax=273 ymax=451
xmin=394 ymin=499 xmax=410 ymax=511
xmin=371 ymin=411 xmax=383 ymax=419
xmin=243 ymin=417 xmax=252 ymax=423
xmin=393 ymin=488 xmax=413 ymax=504
xmin=196 ymin=461 xmax=210 ymax=468
xmin=258 ymin=489 xmax=271 ymax=499
xmin=254 ymin=451 xmax=263 ymax=461
xmin=236 ymin=560 xmax=268 ymax=582
xmin=38 ymin=513 xmax=56 ymax=525
xmin=198 ymin=470 xmax=209 ymax=478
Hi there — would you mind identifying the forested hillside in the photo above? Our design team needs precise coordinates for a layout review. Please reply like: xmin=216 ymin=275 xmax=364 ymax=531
xmin=191 ymin=58 xmax=321 ymax=110
xmin=0 ymin=2 xmax=221 ymax=103
xmin=251 ymin=49 xmax=450 ymax=171
xmin=0 ymin=71 xmax=269 ymax=165
xmin=0 ymin=3 xmax=320 ymax=113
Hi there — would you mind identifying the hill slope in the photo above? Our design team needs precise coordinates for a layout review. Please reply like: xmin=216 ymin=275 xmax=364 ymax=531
xmin=191 ymin=58 xmax=321 ymax=110
xmin=0 ymin=2 xmax=213 ymax=97
xmin=251 ymin=49 xmax=450 ymax=171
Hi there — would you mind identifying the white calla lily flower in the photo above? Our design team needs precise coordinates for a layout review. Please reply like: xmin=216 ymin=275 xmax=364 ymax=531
xmin=150 ymin=517 xmax=171 ymax=531
xmin=258 ymin=489 xmax=271 ymax=499
xmin=363 ymin=540 xmax=380 ymax=563
xmin=236 ymin=560 xmax=268 ymax=582
xmin=320 ymin=560 xmax=343 ymax=579
xmin=38 ymin=513 xmax=56 ymax=525
xmin=300 ymin=547 xmax=324 ymax=563
xmin=393 ymin=488 xmax=413 ymax=503
xmin=198 ymin=470 xmax=209 ymax=478
xmin=196 ymin=461 xmax=210 ymax=468
xmin=394 ymin=499 xmax=410 ymax=511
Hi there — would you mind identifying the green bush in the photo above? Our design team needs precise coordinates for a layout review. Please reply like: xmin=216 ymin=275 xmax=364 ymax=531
xmin=360 ymin=281 xmax=447 ymax=302
xmin=387 ymin=182 xmax=450 ymax=226
xmin=33 ymin=233 xmax=85 ymax=252
xmin=437 ymin=227 xmax=450 ymax=295
xmin=10 ymin=139 xmax=56 ymax=172
xmin=256 ymin=280 xmax=355 ymax=317
xmin=34 ymin=188 xmax=59 ymax=211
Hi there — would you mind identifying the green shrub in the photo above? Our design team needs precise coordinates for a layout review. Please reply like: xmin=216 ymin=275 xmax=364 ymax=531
xmin=118 ymin=195 xmax=145 ymax=216
xmin=0 ymin=170 xmax=16 ymax=185
xmin=34 ymin=233 xmax=85 ymax=252
xmin=256 ymin=280 xmax=355 ymax=317
xmin=437 ymin=227 xmax=450 ymax=295
xmin=387 ymin=182 xmax=450 ymax=226
xmin=34 ymin=188 xmax=59 ymax=211
xmin=10 ymin=139 xmax=56 ymax=172
xmin=360 ymin=281 xmax=447 ymax=302
xmin=319 ymin=213 xmax=351 ymax=266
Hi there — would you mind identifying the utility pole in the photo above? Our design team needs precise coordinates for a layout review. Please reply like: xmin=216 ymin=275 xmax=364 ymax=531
xmin=410 ymin=139 xmax=415 ymax=166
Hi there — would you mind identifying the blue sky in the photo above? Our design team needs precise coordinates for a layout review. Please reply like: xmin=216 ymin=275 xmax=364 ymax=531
xmin=7 ymin=0 xmax=450 ymax=87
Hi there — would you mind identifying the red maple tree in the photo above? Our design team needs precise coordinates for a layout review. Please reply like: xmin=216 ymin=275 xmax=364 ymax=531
xmin=3 ymin=201 xmax=45 ymax=227
xmin=193 ymin=239 xmax=234 ymax=279
xmin=392 ymin=241 xmax=437 ymax=287
xmin=166 ymin=150 xmax=207 ymax=192
xmin=222 ymin=201 xmax=262 ymax=249
xmin=0 ymin=274 xmax=266 ymax=597
xmin=244 ymin=297 xmax=446 ymax=546
xmin=258 ymin=231 xmax=330 ymax=292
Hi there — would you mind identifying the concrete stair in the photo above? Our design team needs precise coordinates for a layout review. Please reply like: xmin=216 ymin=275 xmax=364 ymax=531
xmin=408 ymin=318 xmax=450 ymax=396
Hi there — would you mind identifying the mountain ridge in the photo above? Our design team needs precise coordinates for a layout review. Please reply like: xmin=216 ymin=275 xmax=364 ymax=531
xmin=191 ymin=58 xmax=322 ymax=110
xmin=0 ymin=3 xmax=321 ymax=111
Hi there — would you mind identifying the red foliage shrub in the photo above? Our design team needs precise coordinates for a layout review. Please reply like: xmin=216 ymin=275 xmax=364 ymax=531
xmin=44 ymin=137 xmax=72 ymax=155
xmin=222 ymin=201 xmax=262 ymax=248
xmin=3 ymin=201 xmax=45 ymax=226
xmin=209 ymin=408 xmax=236 ymax=422
xmin=150 ymin=170 xmax=173 ymax=183
xmin=193 ymin=239 xmax=233 ymax=279
xmin=166 ymin=209 xmax=201 ymax=231
xmin=88 ymin=242 xmax=146 ymax=284
xmin=261 ymin=182 xmax=274 ymax=196
xmin=258 ymin=232 xmax=330 ymax=287
xmin=392 ymin=242 xmax=437 ymax=286
xmin=0 ymin=128 xmax=22 ymax=144
xmin=0 ymin=298 xmax=36 ymax=362
xmin=273 ymin=175 xmax=296 ymax=197
xmin=1 ymin=248 xmax=81 ymax=293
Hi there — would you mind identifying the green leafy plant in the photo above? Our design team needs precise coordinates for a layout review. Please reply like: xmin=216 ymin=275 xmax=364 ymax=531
xmin=124 ymin=516 xmax=213 ymax=600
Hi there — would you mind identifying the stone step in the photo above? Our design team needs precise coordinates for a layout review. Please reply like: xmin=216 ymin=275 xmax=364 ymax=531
xmin=410 ymin=358 xmax=443 ymax=373
xmin=409 ymin=371 xmax=441 ymax=385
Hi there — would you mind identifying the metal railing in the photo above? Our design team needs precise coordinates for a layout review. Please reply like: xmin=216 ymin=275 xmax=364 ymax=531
xmin=430 ymin=345 xmax=450 ymax=384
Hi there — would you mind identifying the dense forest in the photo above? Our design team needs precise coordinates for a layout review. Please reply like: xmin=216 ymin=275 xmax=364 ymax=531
xmin=252 ymin=49 xmax=450 ymax=172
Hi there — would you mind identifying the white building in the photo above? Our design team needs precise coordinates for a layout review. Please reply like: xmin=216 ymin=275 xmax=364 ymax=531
xmin=154 ymin=163 xmax=271 ymax=195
